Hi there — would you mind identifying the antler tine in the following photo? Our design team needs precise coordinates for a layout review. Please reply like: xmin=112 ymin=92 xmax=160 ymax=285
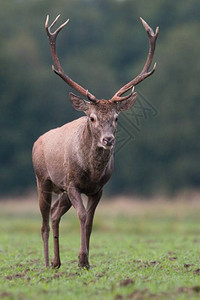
xmin=111 ymin=18 xmax=159 ymax=102
xmin=111 ymin=87 xmax=137 ymax=103
xmin=45 ymin=15 xmax=97 ymax=102
xmin=140 ymin=17 xmax=159 ymax=75
xmin=45 ymin=15 xmax=70 ymax=39
xmin=46 ymin=14 xmax=58 ymax=33
xmin=45 ymin=15 xmax=50 ymax=32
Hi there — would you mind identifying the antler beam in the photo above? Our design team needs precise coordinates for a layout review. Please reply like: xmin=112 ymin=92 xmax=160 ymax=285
xmin=45 ymin=15 xmax=97 ymax=102
xmin=111 ymin=18 xmax=159 ymax=102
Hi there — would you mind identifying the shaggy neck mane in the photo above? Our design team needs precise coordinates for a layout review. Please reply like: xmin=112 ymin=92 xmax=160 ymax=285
xmin=80 ymin=121 xmax=113 ymax=179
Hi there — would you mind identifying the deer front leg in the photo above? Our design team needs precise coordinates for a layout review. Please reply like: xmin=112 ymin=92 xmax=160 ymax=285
xmin=67 ymin=184 xmax=89 ymax=268
xmin=86 ymin=190 xmax=102 ymax=255
xmin=51 ymin=192 xmax=72 ymax=268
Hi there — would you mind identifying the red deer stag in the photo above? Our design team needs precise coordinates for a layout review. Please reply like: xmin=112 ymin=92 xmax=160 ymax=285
xmin=32 ymin=15 xmax=158 ymax=269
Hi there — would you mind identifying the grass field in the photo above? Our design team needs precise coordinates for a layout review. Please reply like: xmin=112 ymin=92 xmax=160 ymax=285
xmin=1 ymin=195 xmax=200 ymax=299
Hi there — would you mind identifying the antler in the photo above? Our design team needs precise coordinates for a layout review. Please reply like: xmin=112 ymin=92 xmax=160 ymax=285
xmin=45 ymin=15 xmax=97 ymax=102
xmin=111 ymin=17 xmax=159 ymax=102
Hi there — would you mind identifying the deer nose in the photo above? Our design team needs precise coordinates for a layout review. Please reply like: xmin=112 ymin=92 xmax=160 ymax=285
xmin=102 ymin=136 xmax=115 ymax=147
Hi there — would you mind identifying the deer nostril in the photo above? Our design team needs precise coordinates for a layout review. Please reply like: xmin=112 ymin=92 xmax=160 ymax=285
xmin=103 ymin=136 xmax=115 ymax=146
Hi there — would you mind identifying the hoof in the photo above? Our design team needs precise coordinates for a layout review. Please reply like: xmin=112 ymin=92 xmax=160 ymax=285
xmin=78 ymin=253 xmax=90 ymax=269
xmin=51 ymin=259 xmax=61 ymax=269
xmin=78 ymin=262 xmax=90 ymax=270
xmin=45 ymin=264 xmax=50 ymax=268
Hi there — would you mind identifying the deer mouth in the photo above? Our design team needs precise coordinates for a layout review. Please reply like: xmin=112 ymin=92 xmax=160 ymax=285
xmin=97 ymin=137 xmax=115 ymax=150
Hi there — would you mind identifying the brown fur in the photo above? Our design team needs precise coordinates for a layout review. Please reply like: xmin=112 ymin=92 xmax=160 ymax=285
xmin=32 ymin=93 xmax=136 ymax=268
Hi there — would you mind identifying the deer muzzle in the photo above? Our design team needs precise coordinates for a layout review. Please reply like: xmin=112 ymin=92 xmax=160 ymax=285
xmin=102 ymin=135 xmax=115 ymax=148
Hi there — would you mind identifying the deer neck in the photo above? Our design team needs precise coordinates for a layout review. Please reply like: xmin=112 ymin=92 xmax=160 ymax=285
xmin=80 ymin=121 xmax=113 ymax=179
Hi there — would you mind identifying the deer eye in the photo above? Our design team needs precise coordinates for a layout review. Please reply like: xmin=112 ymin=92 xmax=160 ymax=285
xmin=89 ymin=114 xmax=96 ymax=122
xmin=114 ymin=115 xmax=119 ymax=122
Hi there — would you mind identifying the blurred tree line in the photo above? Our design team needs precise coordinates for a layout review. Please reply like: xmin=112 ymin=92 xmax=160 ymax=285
xmin=0 ymin=0 xmax=199 ymax=196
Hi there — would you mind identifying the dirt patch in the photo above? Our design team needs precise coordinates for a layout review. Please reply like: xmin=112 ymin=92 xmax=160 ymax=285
xmin=194 ymin=268 xmax=200 ymax=275
xmin=133 ymin=260 xmax=161 ymax=269
xmin=116 ymin=286 xmax=200 ymax=300
xmin=177 ymin=286 xmax=200 ymax=293
xmin=166 ymin=252 xmax=177 ymax=261
xmin=167 ymin=251 xmax=176 ymax=255
xmin=115 ymin=295 xmax=123 ymax=300
xmin=133 ymin=260 xmax=142 ymax=264
xmin=29 ymin=259 xmax=40 ymax=265
xmin=53 ymin=272 xmax=65 ymax=279
xmin=168 ymin=256 xmax=177 ymax=261
xmin=184 ymin=263 xmax=194 ymax=269
xmin=115 ymin=289 xmax=163 ymax=300
xmin=5 ymin=273 xmax=25 ymax=280
xmin=70 ymin=260 xmax=77 ymax=263
xmin=96 ymin=272 xmax=105 ymax=278
xmin=52 ymin=271 xmax=79 ymax=279
xmin=0 ymin=292 xmax=13 ymax=298
xmin=149 ymin=261 xmax=158 ymax=266
xmin=128 ymin=289 xmax=151 ymax=299
xmin=119 ymin=278 xmax=134 ymax=287
xmin=193 ymin=239 xmax=199 ymax=244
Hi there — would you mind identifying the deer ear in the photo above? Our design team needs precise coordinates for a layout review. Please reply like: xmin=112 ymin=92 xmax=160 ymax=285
xmin=116 ymin=92 xmax=137 ymax=112
xmin=69 ymin=92 xmax=89 ymax=112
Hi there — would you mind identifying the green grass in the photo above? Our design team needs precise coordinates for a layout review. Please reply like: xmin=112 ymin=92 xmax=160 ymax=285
xmin=1 ymin=199 xmax=200 ymax=299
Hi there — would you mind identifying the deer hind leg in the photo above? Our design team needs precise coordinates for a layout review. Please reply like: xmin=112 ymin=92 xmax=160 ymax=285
xmin=51 ymin=192 xmax=72 ymax=268
xmin=37 ymin=177 xmax=53 ymax=267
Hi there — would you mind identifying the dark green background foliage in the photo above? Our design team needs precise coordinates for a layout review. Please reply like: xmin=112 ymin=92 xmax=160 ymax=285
xmin=0 ymin=0 xmax=199 ymax=196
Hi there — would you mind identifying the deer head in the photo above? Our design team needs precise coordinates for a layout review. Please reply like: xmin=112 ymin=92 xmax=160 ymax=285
xmin=45 ymin=15 xmax=159 ymax=150
xmin=69 ymin=92 xmax=136 ymax=149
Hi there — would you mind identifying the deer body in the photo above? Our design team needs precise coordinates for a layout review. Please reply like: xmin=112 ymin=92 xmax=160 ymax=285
xmin=33 ymin=116 xmax=114 ymax=196
xmin=32 ymin=15 xmax=158 ymax=269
